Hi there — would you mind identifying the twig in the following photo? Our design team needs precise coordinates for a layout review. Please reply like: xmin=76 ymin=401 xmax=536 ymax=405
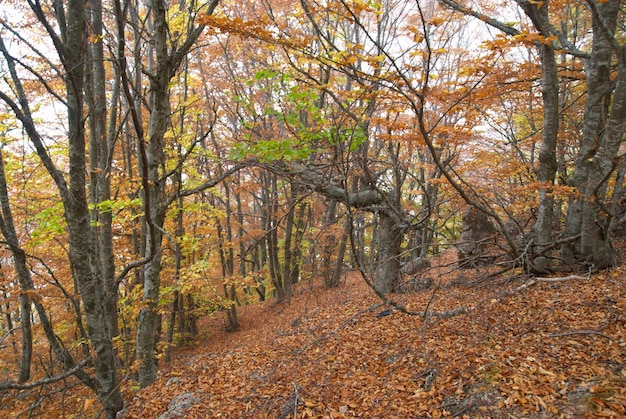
xmin=0 ymin=326 xmax=18 ymax=345
xmin=294 ymin=303 xmax=383 ymax=356
xmin=277 ymin=384 xmax=301 ymax=419
xmin=421 ymin=286 xmax=439 ymax=322
xmin=511 ymin=279 xmax=537 ymax=293
xmin=511 ymin=274 xmax=588 ymax=294
xmin=535 ymin=275 xmax=588 ymax=282
xmin=0 ymin=357 xmax=91 ymax=390
xmin=547 ymin=330 xmax=614 ymax=340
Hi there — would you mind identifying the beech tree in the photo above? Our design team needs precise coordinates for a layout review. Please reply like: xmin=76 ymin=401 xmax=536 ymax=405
xmin=562 ymin=0 xmax=625 ymax=269
xmin=221 ymin=0 xmax=486 ymax=293
xmin=0 ymin=1 xmax=123 ymax=416
xmin=112 ymin=0 xmax=236 ymax=388
xmin=0 ymin=0 xmax=227 ymax=410
xmin=439 ymin=0 xmax=626 ymax=270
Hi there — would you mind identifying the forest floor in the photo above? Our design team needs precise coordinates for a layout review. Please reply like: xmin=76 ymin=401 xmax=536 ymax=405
xmin=1 ymin=248 xmax=625 ymax=418
xmin=120 ymin=249 xmax=626 ymax=419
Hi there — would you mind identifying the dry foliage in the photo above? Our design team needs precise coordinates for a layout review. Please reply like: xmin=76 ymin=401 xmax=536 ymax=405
xmin=114 ymin=253 xmax=625 ymax=418
xmin=1 ymin=248 xmax=625 ymax=418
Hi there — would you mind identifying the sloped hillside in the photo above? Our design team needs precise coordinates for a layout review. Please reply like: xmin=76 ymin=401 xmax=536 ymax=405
xmin=123 ymin=254 xmax=625 ymax=418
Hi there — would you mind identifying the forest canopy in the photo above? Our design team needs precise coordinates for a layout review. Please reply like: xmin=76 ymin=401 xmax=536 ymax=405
xmin=0 ymin=0 xmax=624 ymax=417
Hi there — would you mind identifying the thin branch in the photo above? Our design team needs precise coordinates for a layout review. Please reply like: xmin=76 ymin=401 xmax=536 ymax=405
xmin=0 ymin=326 xmax=18 ymax=345
xmin=172 ymin=163 xmax=247 ymax=201
xmin=0 ymin=357 xmax=91 ymax=391
xmin=114 ymin=252 xmax=160 ymax=286
xmin=439 ymin=0 xmax=589 ymax=59
xmin=438 ymin=0 xmax=520 ymax=37
xmin=535 ymin=275 xmax=588 ymax=282
xmin=0 ymin=23 xmax=67 ymax=105
xmin=547 ymin=330 xmax=614 ymax=340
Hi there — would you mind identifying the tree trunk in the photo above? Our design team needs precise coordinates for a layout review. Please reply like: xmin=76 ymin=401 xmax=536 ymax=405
xmin=263 ymin=172 xmax=285 ymax=299
xmin=136 ymin=247 xmax=163 ymax=388
xmin=214 ymin=191 xmax=240 ymax=332
xmin=322 ymin=200 xmax=338 ymax=287
xmin=290 ymin=200 xmax=308 ymax=285
xmin=65 ymin=1 xmax=123 ymax=413
xmin=135 ymin=0 xmax=173 ymax=388
xmin=562 ymin=0 xmax=623 ymax=268
xmin=330 ymin=216 xmax=351 ymax=288
xmin=282 ymin=184 xmax=297 ymax=301
xmin=86 ymin=0 xmax=119 ymax=338
xmin=0 ymin=151 xmax=32 ymax=383
xmin=516 ymin=0 xmax=559 ymax=269
xmin=0 ymin=2 xmax=123 ymax=414
xmin=374 ymin=212 xmax=403 ymax=294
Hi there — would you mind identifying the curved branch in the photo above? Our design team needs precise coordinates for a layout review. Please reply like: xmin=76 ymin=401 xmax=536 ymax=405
xmin=439 ymin=0 xmax=589 ymax=59
xmin=0 ymin=37 xmax=69 ymax=198
xmin=0 ymin=358 xmax=91 ymax=391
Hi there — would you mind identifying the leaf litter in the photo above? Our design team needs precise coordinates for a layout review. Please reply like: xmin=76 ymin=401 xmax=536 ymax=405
xmin=123 ymin=249 xmax=626 ymax=418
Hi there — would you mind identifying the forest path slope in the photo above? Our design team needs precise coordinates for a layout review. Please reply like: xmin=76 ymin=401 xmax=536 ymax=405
xmin=124 ymin=256 xmax=626 ymax=418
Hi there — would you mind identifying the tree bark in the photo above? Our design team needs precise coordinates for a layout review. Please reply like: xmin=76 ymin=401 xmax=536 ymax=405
xmin=322 ymin=200 xmax=339 ymax=287
xmin=86 ymin=0 xmax=120 ymax=338
xmin=129 ymin=0 xmax=219 ymax=386
xmin=374 ymin=212 xmax=403 ymax=294
xmin=563 ymin=0 xmax=623 ymax=268
xmin=0 ymin=3 xmax=123 ymax=414
xmin=515 ymin=0 xmax=559 ymax=269
xmin=64 ymin=2 xmax=124 ymax=413
xmin=330 ymin=216 xmax=351 ymax=288
xmin=0 ymin=151 xmax=32 ymax=383
xmin=135 ymin=0 xmax=169 ymax=382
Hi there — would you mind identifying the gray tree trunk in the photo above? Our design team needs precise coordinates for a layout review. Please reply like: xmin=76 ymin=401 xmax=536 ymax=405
xmin=136 ymin=0 xmax=168 ymax=386
xmin=563 ymin=0 xmax=623 ymax=268
xmin=132 ymin=0 xmax=219 ymax=386
xmin=374 ymin=212 xmax=403 ymax=294
xmin=63 ymin=2 xmax=124 ymax=415
xmin=0 ymin=151 xmax=32 ymax=383
xmin=0 ymin=2 xmax=123 ymax=415
xmin=322 ymin=200 xmax=339 ymax=287
xmin=516 ymin=0 xmax=559 ymax=269
xmin=330 ymin=217 xmax=351 ymax=288
xmin=86 ymin=0 xmax=119 ymax=338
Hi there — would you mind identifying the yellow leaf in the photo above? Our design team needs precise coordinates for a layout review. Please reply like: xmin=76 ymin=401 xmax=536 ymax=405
xmin=84 ymin=398 xmax=96 ymax=411
xmin=344 ymin=55 xmax=358 ymax=65
xmin=429 ymin=17 xmax=445 ymax=26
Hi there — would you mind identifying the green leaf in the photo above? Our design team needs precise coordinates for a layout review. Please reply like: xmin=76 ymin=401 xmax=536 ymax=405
xmin=29 ymin=202 xmax=66 ymax=245
xmin=253 ymin=68 xmax=280 ymax=81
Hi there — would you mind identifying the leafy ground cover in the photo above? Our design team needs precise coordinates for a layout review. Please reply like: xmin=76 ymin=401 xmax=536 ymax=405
xmin=122 ymin=250 xmax=625 ymax=418
xmin=1 ymin=249 xmax=624 ymax=418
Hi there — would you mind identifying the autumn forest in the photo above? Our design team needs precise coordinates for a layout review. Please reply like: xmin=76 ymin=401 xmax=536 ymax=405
xmin=0 ymin=0 xmax=625 ymax=417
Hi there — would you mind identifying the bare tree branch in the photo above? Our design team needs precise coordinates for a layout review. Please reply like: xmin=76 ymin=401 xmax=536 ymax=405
xmin=0 ymin=357 xmax=91 ymax=391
